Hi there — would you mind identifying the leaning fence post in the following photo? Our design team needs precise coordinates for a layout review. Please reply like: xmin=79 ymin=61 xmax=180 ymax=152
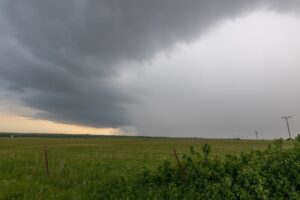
xmin=172 ymin=148 xmax=186 ymax=182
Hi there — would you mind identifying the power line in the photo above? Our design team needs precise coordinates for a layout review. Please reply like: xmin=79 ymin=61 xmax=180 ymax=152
xmin=281 ymin=116 xmax=292 ymax=139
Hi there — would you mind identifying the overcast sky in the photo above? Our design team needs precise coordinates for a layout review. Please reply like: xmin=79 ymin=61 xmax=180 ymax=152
xmin=0 ymin=1 xmax=300 ymax=138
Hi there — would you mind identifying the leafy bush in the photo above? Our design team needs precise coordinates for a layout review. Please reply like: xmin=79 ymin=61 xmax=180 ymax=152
xmin=95 ymin=136 xmax=300 ymax=199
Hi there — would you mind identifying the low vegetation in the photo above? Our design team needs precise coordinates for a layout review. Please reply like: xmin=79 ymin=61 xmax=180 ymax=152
xmin=95 ymin=137 xmax=300 ymax=199
xmin=0 ymin=136 xmax=298 ymax=199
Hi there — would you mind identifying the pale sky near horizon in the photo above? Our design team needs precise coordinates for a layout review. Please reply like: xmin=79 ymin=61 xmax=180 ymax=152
xmin=1 ymin=1 xmax=300 ymax=138
xmin=0 ymin=113 xmax=117 ymax=135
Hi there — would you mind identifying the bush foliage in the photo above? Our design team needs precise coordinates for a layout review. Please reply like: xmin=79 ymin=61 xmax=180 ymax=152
xmin=97 ymin=136 xmax=300 ymax=199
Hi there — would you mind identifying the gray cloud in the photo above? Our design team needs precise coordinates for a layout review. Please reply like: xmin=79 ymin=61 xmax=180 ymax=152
xmin=0 ymin=1 xmax=299 ymax=134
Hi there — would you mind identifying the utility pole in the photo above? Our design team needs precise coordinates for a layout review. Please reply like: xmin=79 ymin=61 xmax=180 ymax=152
xmin=281 ymin=116 xmax=292 ymax=139
xmin=254 ymin=131 xmax=258 ymax=140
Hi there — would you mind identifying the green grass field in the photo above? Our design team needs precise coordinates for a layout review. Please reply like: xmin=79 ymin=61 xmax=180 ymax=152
xmin=0 ymin=137 xmax=293 ymax=199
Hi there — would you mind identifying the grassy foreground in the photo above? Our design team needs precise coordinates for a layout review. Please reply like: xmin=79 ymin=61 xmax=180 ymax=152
xmin=0 ymin=137 xmax=294 ymax=199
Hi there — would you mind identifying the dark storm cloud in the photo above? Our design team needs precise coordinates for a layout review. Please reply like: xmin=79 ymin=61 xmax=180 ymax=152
xmin=0 ymin=0 xmax=299 ymax=129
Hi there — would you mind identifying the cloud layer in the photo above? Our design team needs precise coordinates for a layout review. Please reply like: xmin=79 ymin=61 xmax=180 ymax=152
xmin=0 ymin=1 xmax=300 ymax=136
xmin=124 ymin=11 xmax=300 ymax=138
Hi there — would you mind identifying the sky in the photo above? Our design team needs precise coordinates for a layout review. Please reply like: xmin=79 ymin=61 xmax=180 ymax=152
xmin=0 ymin=0 xmax=300 ymax=139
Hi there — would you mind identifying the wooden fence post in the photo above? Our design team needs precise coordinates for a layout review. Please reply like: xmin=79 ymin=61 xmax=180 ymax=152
xmin=172 ymin=148 xmax=186 ymax=182
xmin=44 ymin=145 xmax=49 ymax=176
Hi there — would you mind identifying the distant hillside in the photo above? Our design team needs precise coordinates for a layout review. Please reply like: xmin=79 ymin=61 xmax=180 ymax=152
xmin=0 ymin=132 xmax=123 ymax=138
xmin=0 ymin=132 xmax=175 ymax=139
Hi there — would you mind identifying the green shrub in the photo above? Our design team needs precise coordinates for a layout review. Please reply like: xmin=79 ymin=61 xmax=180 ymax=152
xmin=94 ymin=139 xmax=300 ymax=199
